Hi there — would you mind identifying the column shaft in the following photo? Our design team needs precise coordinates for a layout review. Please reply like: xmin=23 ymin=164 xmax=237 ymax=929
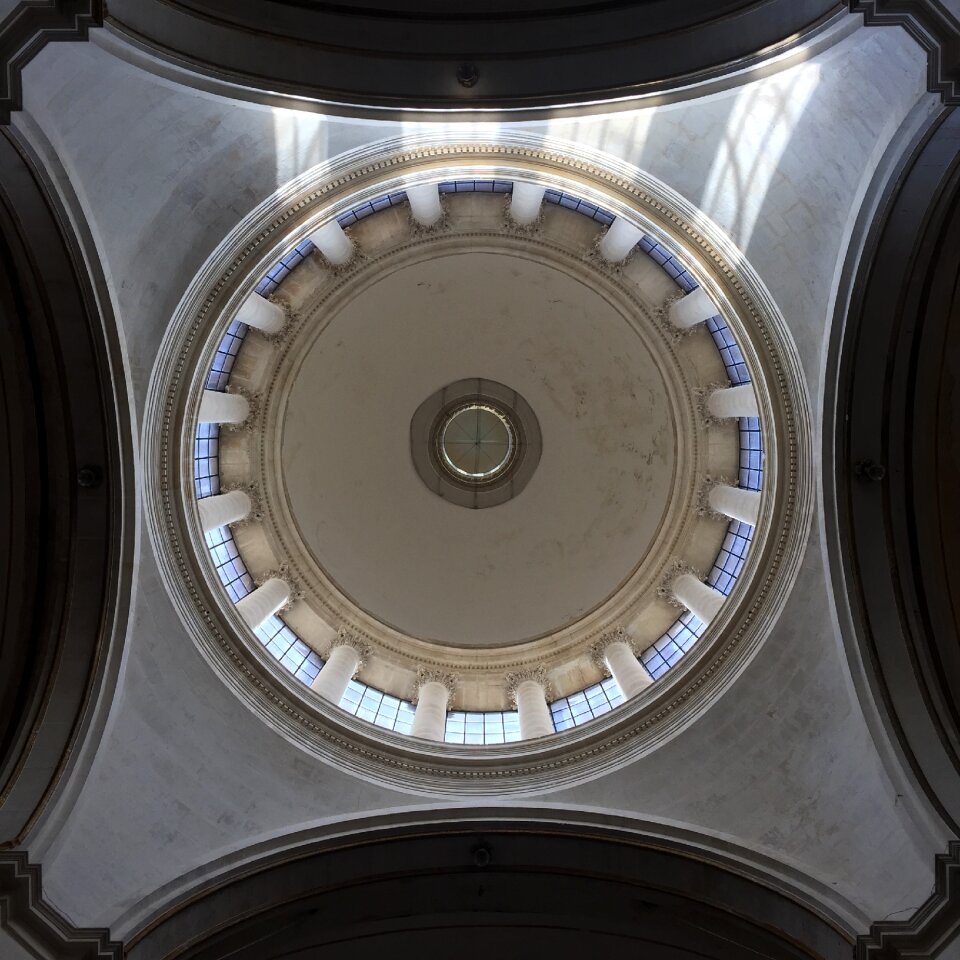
xmin=510 ymin=182 xmax=546 ymax=225
xmin=707 ymin=384 xmax=759 ymax=419
xmin=708 ymin=484 xmax=761 ymax=524
xmin=235 ymin=578 xmax=290 ymax=631
xmin=672 ymin=573 xmax=724 ymax=625
xmin=411 ymin=681 xmax=449 ymax=741
xmin=516 ymin=680 xmax=553 ymax=739
xmin=309 ymin=220 xmax=353 ymax=266
xmin=198 ymin=389 xmax=249 ymax=424
xmin=669 ymin=286 xmax=718 ymax=329
xmin=599 ymin=217 xmax=643 ymax=262
xmin=237 ymin=294 xmax=285 ymax=334
xmin=311 ymin=643 xmax=361 ymax=705
xmin=604 ymin=640 xmax=652 ymax=699
xmin=198 ymin=490 xmax=251 ymax=532
xmin=406 ymin=183 xmax=443 ymax=226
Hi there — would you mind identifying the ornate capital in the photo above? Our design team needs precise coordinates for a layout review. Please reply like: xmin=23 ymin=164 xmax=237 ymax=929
xmin=253 ymin=563 xmax=304 ymax=612
xmin=696 ymin=474 xmax=734 ymax=520
xmin=408 ymin=198 xmax=449 ymax=238
xmin=263 ymin=293 xmax=300 ymax=343
xmin=413 ymin=667 xmax=459 ymax=706
xmin=657 ymin=559 xmax=703 ymax=609
xmin=505 ymin=665 xmax=552 ymax=707
xmin=330 ymin=626 xmax=371 ymax=668
xmin=654 ymin=289 xmax=690 ymax=342
xmin=223 ymin=383 xmax=261 ymax=432
xmin=222 ymin=480 xmax=264 ymax=525
xmin=501 ymin=193 xmax=544 ymax=235
xmin=589 ymin=626 xmax=637 ymax=669
xmin=693 ymin=381 xmax=732 ymax=426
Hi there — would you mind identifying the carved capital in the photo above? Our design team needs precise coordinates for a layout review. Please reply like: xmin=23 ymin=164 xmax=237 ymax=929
xmin=330 ymin=626 xmax=372 ymax=668
xmin=253 ymin=563 xmax=304 ymax=612
xmin=223 ymin=383 xmax=261 ymax=432
xmin=657 ymin=559 xmax=703 ymax=609
xmin=693 ymin=381 xmax=732 ymax=426
xmin=505 ymin=665 xmax=553 ymax=707
xmin=696 ymin=474 xmax=734 ymax=520
xmin=413 ymin=667 xmax=459 ymax=706
xmin=263 ymin=293 xmax=300 ymax=343
xmin=222 ymin=480 xmax=264 ymax=525
xmin=653 ymin=289 xmax=689 ymax=342
xmin=501 ymin=193 xmax=544 ymax=235
xmin=589 ymin=626 xmax=637 ymax=670
xmin=408 ymin=198 xmax=449 ymax=238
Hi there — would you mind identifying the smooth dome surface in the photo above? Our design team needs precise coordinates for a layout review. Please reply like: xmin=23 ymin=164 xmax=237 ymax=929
xmin=282 ymin=249 xmax=675 ymax=647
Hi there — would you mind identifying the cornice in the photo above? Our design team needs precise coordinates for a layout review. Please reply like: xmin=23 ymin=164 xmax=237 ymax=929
xmin=852 ymin=0 xmax=960 ymax=104
xmin=0 ymin=853 xmax=121 ymax=958
xmin=0 ymin=1 xmax=102 ymax=124
xmin=140 ymin=135 xmax=813 ymax=795
xmin=857 ymin=841 xmax=960 ymax=957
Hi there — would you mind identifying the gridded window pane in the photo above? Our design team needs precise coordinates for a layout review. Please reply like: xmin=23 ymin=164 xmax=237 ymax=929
xmin=705 ymin=316 xmax=751 ymax=385
xmin=549 ymin=677 xmax=625 ymax=731
xmin=543 ymin=188 xmax=615 ymax=224
xmin=641 ymin=611 xmax=706 ymax=680
xmin=335 ymin=191 xmax=408 ymax=227
xmin=438 ymin=180 xmax=512 ymax=193
xmin=636 ymin=234 xmax=698 ymax=291
xmin=707 ymin=519 xmax=754 ymax=596
xmin=255 ymin=237 xmax=316 ymax=296
xmin=255 ymin=615 xmax=325 ymax=684
xmin=206 ymin=319 xmax=249 ymax=391
xmin=739 ymin=417 xmax=764 ymax=490
xmin=204 ymin=526 xmax=253 ymax=601
xmin=444 ymin=709 xmax=522 ymax=744
xmin=194 ymin=422 xmax=220 ymax=498
xmin=336 ymin=678 xmax=416 ymax=733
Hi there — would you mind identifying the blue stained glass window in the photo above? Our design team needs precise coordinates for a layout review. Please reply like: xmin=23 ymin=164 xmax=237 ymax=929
xmin=437 ymin=180 xmax=513 ymax=194
xmin=255 ymin=238 xmax=316 ymax=298
xmin=206 ymin=319 xmax=249 ymax=391
xmin=336 ymin=191 xmax=408 ymax=228
xmin=542 ymin=188 xmax=615 ymax=224
xmin=636 ymin=234 xmax=698 ymax=292
xmin=739 ymin=417 xmax=764 ymax=490
xmin=194 ymin=422 xmax=220 ymax=499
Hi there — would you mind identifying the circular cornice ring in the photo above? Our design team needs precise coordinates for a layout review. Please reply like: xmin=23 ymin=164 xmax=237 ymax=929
xmin=142 ymin=134 xmax=813 ymax=795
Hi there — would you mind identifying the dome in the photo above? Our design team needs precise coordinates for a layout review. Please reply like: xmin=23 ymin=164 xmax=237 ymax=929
xmin=146 ymin=139 xmax=810 ymax=791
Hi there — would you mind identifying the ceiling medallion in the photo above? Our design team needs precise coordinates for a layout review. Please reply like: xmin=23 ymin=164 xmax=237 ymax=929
xmin=411 ymin=378 xmax=542 ymax=509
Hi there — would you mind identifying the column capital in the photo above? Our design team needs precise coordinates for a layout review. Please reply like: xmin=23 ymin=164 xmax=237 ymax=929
xmin=696 ymin=474 xmax=736 ymax=520
xmin=693 ymin=381 xmax=732 ymax=426
xmin=413 ymin=668 xmax=459 ymax=706
xmin=223 ymin=384 xmax=260 ymax=431
xmin=221 ymin=481 xmax=263 ymax=526
xmin=657 ymin=559 xmax=704 ymax=610
xmin=329 ymin=626 xmax=371 ymax=668
xmin=262 ymin=293 xmax=299 ymax=343
xmin=253 ymin=565 xmax=303 ymax=612
xmin=505 ymin=665 xmax=552 ymax=707
xmin=589 ymin=627 xmax=638 ymax=668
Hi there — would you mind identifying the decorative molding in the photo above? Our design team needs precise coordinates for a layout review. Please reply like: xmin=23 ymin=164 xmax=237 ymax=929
xmin=253 ymin=564 xmax=304 ymax=611
xmin=653 ymin=289 xmax=689 ymax=341
xmin=223 ymin=383 xmax=260 ymax=431
xmin=0 ymin=853 xmax=122 ymax=958
xmin=413 ymin=668 xmax=459 ymax=705
xmin=505 ymin=665 xmax=553 ymax=706
xmin=408 ymin=198 xmax=449 ymax=239
xmin=330 ymin=627 xmax=371 ymax=669
xmin=852 ymin=0 xmax=960 ymax=104
xmin=857 ymin=842 xmax=960 ymax=957
xmin=262 ymin=293 xmax=299 ymax=343
xmin=0 ymin=1 xmax=103 ymax=124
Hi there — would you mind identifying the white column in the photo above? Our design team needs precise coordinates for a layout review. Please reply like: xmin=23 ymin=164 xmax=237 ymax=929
xmin=308 ymin=220 xmax=353 ymax=266
xmin=604 ymin=640 xmax=652 ymax=699
xmin=198 ymin=490 xmax=251 ymax=532
xmin=236 ymin=577 xmax=290 ymax=631
xmin=406 ymin=183 xmax=443 ymax=226
xmin=236 ymin=293 xmax=285 ymax=334
xmin=516 ymin=679 xmax=553 ymax=740
xmin=669 ymin=286 xmax=718 ymax=330
xmin=672 ymin=573 xmax=725 ymax=625
xmin=707 ymin=384 xmax=759 ymax=419
xmin=708 ymin=484 xmax=761 ymax=525
xmin=411 ymin=681 xmax=449 ymax=741
xmin=311 ymin=642 xmax=361 ymax=705
xmin=198 ymin=389 xmax=249 ymax=424
xmin=509 ymin=182 xmax=546 ymax=225
xmin=598 ymin=216 xmax=643 ymax=263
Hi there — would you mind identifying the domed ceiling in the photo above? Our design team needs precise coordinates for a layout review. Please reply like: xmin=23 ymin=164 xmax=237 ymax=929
xmin=142 ymin=142 xmax=809 ymax=786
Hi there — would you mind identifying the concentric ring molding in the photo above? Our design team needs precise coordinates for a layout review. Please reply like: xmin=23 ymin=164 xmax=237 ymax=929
xmin=142 ymin=135 xmax=813 ymax=795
